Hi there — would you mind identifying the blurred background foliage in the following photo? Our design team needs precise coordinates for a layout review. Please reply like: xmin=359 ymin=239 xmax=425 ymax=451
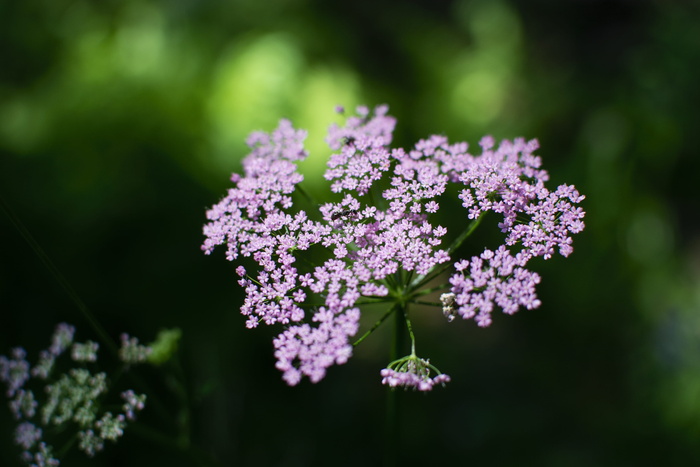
xmin=2 ymin=0 xmax=700 ymax=465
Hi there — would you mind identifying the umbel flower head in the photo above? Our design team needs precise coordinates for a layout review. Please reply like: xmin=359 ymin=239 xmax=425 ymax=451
xmin=203 ymin=105 xmax=585 ymax=390
xmin=0 ymin=323 xmax=150 ymax=465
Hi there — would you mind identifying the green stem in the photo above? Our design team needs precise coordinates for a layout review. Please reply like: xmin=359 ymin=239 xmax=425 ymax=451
xmin=411 ymin=300 xmax=440 ymax=307
xmin=392 ymin=302 xmax=406 ymax=362
xmin=352 ymin=304 xmax=397 ymax=347
xmin=446 ymin=212 xmax=487 ymax=256
xmin=384 ymin=383 xmax=398 ymax=467
xmin=384 ymin=302 xmax=405 ymax=467
xmin=54 ymin=432 xmax=77 ymax=458
xmin=355 ymin=296 xmax=394 ymax=305
xmin=410 ymin=284 xmax=450 ymax=298
xmin=295 ymin=184 xmax=317 ymax=207
xmin=402 ymin=304 xmax=417 ymax=356
xmin=0 ymin=195 xmax=119 ymax=356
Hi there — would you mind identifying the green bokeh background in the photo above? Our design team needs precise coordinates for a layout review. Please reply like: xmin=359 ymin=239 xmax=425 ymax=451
xmin=2 ymin=0 xmax=700 ymax=465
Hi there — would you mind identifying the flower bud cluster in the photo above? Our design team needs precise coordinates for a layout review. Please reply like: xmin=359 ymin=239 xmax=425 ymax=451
xmin=381 ymin=355 xmax=450 ymax=391
xmin=0 ymin=323 xmax=150 ymax=465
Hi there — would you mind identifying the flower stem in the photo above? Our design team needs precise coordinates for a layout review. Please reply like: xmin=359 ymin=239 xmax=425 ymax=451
xmin=294 ymin=184 xmax=317 ymax=206
xmin=446 ymin=212 xmax=486 ymax=255
xmin=411 ymin=284 xmax=449 ymax=298
xmin=403 ymin=304 xmax=417 ymax=356
xmin=384 ymin=301 xmax=406 ymax=467
xmin=0 ymin=195 xmax=119 ymax=356
xmin=352 ymin=303 xmax=397 ymax=347
xmin=411 ymin=300 xmax=441 ymax=307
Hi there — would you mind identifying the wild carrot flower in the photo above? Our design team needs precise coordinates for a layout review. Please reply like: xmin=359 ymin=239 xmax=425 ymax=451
xmin=203 ymin=105 xmax=585 ymax=390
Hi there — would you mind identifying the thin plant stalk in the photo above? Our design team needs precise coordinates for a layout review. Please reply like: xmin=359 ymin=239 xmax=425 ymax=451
xmin=384 ymin=301 xmax=406 ymax=467
xmin=0 ymin=195 xmax=119 ymax=356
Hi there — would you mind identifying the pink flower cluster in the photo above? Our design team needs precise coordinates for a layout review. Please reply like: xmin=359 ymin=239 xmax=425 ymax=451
xmin=203 ymin=105 xmax=585 ymax=389
xmin=381 ymin=356 xmax=451 ymax=392
xmin=446 ymin=246 xmax=541 ymax=328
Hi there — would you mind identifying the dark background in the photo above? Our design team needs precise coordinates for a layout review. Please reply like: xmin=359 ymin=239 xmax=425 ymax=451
xmin=2 ymin=0 xmax=700 ymax=465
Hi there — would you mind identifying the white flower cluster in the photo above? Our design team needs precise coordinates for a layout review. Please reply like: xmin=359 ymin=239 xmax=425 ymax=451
xmin=0 ymin=323 xmax=150 ymax=465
